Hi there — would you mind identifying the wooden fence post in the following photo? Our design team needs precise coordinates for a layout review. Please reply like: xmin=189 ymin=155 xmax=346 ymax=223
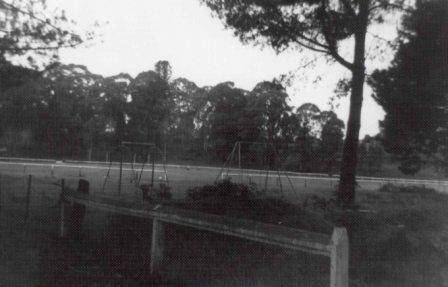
xmin=150 ymin=219 xmax=165 ymax=274
xmin=59 ymin=179 xmax=66 ymax=238
xmin=0 ymin=174 xmax=2 ymax=218
xmin=71 ymin=179 xmax=89 ymax=241
xmin=330 ymin=227 xmax=349 ymax=287
xmin=25 ymin=174 xmax=32 ymax=222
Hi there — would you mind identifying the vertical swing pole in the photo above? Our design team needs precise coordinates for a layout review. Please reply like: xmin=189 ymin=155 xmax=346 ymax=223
xmin=150 ymin=148 xmax=155 ymax=189
xmin=59 ymin=179 xmax=66 ymax=238
xmin=131 ymin=153 xmax=136 ymax=182
xmin=276 ymin=168 xmax=283 ymax=195
xmin=118 ymin=146 xmax=123 ymax=196
xmin=214 ymin=143 xmax=235 ymax=183
xmin=226 ymin=143 xmax=237 ymax=178
xmin=25 ymin=174 xmax=32 ymax=223
xmin=272 ymin=145 xmax=284 ymax=196
xmin=164 ymin=142 xmax=167 ymax=165
xmin=137 ymin=151 xmax=147 ymax=187
xmin=163 ymin=143 xmax=168 ymax=183
xmin=264 ymin=143 xmax=270 ymax=192
xmin=102 ymin=154 xmax=113 ymax=193
xmin=238 ymin=142 xmax=243 ymax=183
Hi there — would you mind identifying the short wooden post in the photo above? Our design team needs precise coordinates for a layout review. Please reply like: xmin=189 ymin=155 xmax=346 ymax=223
xmin=330 ymin=227 xmax=349 ymax=287
xmin=0 ymin=174 xmax=2 ymax=217
xmin=150 ymin=219 xmax=165 ymax=274
xmin=25 ymin=174 xmax=32 ymax=222
xmin=71 ymin=179 xmax=89 ymax=241
xmin=59 ymin=179 xmax=66 ymax=238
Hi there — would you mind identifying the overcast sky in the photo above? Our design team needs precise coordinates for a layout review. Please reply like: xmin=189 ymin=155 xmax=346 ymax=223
xmin=48 ymin=0 xmax=402 ymax=137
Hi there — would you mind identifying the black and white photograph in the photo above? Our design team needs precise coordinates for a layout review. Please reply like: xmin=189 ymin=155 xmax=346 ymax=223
xmin=0 ymin=0 xmax=447 ymax=286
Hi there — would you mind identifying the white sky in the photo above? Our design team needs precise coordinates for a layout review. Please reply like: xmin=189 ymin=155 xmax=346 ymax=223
xmin=48 ymin=0 xmax=402 ymax=137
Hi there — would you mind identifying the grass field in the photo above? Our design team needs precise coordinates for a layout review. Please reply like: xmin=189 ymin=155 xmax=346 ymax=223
xmin=1 ymin=161 xmax=448 ymax=286
xmin=1 ymin=160 xmax=447 ymax=203
xmin=0 ymin=160 xmax=340 ymax=203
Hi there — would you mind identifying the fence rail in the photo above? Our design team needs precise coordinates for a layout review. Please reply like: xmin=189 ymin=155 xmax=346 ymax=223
xmin=61 ymin=183 xmax=349 ymax=287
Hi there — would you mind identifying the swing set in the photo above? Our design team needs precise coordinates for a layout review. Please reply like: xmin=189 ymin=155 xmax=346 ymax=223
xmin=216 ymin=141 xmax=296 ymax=197
xmin=101 ymin=141 xmax=169 ymax=199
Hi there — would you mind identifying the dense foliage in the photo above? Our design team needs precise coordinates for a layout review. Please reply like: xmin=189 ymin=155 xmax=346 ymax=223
xmin=0 ymin=0 xmax=93 ymax=67
xmin=369 ymin=0 xmax=448 ymax=175
xmin=200 ymin=0 xmax=412 ymax=205
xmin=0 ymin=61 xmax=349 ymax=174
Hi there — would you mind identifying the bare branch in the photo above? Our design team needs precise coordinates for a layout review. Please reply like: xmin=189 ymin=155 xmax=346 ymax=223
xmin=328 ymin=49 xmax=354 ymax=70
xmin=367 ymin=31 xmax=399 ymax=48
xmin=296 ymin=33 xmax=331 ymax=51
xmin=293 ymin=36 xmax=354 ymax=70
xmin=294 ymin=39 xmax=329 ymax=53
xmin=368 ymin=2 xmax=414 ymax=13
xmin=0 ymin=0 xmax=82 ymax=40
xmin=4 ymin=42 xmax=85 ymax=52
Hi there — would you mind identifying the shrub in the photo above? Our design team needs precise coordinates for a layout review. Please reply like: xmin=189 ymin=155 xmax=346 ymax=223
xmin=186 ymin=179 xmax=254 ymax=201
xmin=378 ymin=183 xmax=437 ymax=194
xmin=180 ymin=179 xmax=333 ymax=233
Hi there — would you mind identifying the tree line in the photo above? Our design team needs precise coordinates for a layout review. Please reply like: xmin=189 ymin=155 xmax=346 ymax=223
xmin=0 ymin=60 xmax=354 ymax=174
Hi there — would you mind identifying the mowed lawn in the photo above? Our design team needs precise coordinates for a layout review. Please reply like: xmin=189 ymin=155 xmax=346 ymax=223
xmin=0 ymin=161 xmax=340 ymax=201
xmin=0 ymin=163 xmax=448 ymax=286
xmin=1 ymin=160 xmax=439 ymax=202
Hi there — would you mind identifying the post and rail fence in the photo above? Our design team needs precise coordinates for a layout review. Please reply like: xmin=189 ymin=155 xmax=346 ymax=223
xmin=59 ymin=180 xmax=349 ymax=287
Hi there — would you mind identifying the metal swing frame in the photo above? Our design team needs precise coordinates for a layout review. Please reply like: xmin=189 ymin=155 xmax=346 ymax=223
xmin=216 ymin=141 xmax=297 ymax=197
xmin=101 ymin=141 xmax=169 ymax=195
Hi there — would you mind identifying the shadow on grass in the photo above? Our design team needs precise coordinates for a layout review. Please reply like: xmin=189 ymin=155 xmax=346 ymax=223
xmin=37 ymin=213 xmax=330 ymax=286
xmin=3 ymin=175 xmax=448 ymax=286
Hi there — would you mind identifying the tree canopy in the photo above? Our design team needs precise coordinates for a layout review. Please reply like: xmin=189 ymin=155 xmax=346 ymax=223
xmin=201 ymin=0 xmax=412 ymax=206
xmin=0 ymin=0 xmax=93 ymax=67
xmin=369 ymin=0 xmax=448 ymax=175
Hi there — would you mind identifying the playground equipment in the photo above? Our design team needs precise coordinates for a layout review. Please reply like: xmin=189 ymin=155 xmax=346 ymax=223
xmin=101 ymin=141 xmax=169 ymax=199
xmin=216 ymin=141 xmax=296 ymax=197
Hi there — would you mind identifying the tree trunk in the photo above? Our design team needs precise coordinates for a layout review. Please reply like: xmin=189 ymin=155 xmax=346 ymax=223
xmin=338 ymin=1 xmax=369 ymax=207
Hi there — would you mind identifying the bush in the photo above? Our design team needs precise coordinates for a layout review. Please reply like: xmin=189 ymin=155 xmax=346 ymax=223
xmin=140 ymin=182 xmax=173 ymax=202
xmin=186 ymin=179 xmax=254 ymax=201
xmin=180 ymin=179 xmax=333 ymax=233
xmin=378 ymin=183 xmax=437 ymax=194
